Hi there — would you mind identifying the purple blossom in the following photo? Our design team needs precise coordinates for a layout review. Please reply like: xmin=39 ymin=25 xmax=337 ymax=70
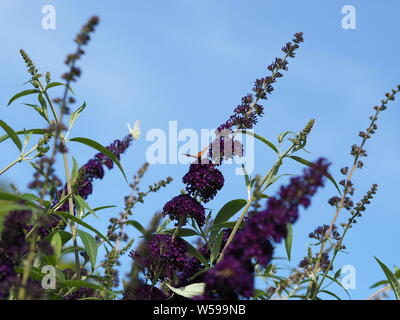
xmin=163 ymin=194 xmax=206 ymax=227
xmin=95 ymin=135 xmax=132 ymax=170
xmin=182 ymin=161 xmax=224 ymax=203
xmin=129 ymin=284 xmax=166 ymax=300
xmin=200 ymin=158 xmax=329 ymax=299
xmin=55 ymin=134 xmax=133 ymax=214
xmin=129 ymin=234 xmax=187 ymax=281
xmin=0 ymin=210 xmax=32 ymax=299
xmin=199 ymin=256 xmax=254 ymax=300
xmin=228 ymin=94 xmax=264 ymax=129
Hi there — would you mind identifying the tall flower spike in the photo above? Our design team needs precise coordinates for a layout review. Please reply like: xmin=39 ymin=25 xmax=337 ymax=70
xmin=163 ymin=194 xmax=206 ymax=227
xmin=199 ymin=158 xmax=329 ymax=299
xmin=182 ymin=161 xmax=224 ymax=203
xmin=129 ymin=234 xmax=187 ymax=281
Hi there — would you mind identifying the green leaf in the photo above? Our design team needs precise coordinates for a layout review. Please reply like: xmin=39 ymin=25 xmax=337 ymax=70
xmin=126 ymin=220 xmax=145 ymax=235
xmin=161 ymin=228 xmax=199 ymax=237
xmin=369 ymin=279 xmax=389 ymax=289
xmin=38 ymin=93 xmax=49 ymax=120
xmin=375 ymin=257 xmax=400 ymax=300
xmin=69 ymin=137 xmax=127 ymax=181
xmin=213 ymin=199 xmax=247 ymax=226
xmin=165 ymin=282 xmax=205 ymax=299
xmin=278 ymin=131 xmax=296 ymax=144
xmin=54 ymin=211 xmax=111 ymax=246
xmin=78 ymin=230 xmax=98 ymax=272
xmin=14 ymin=266 xmax=45 ymax=282
xmin=208 ymin=221 xmax=240 ymax=232
xmin=289 ymin=156 xmax=342 ymax=195
xmin=182 ymin=239 xmax=208 ymax=267
xmin=50 ymin=232 xmax=62 ymax=258
xmin=45 ymin=82 xmax=65 ymax=90
xmin=71 ymin=157 xmax=79 ymax=186
xmin=92 ymin=205 xmax=116 ymax=213
xmin=0 ymin=120 xmax=22 ymax=151
xmin=0 ymin=192 xmax=36 ymax=207
xmin=74 ymin=194 xmax=97 ymax=219
xmin=240 ymin=130 xmax=279 ymax=154
xmin=320 ymin=290 xmax=342 ymax=300
xmin=0 ymin=128 xmax=46 ymax=144
xmin=284 ymin=223 xmax=293 ymax=262
xmin=241 ymin=164 xmax=251 ymax=200
xmin=7 ymin=89 xmax=40 ymax=106
xmin=69 ymin=102 xmax=86 ymax=131
xmin=60 ymin=246 xmax=85 ymax=257
xmin=210 ymin=231 xmax=223 ymax=263
xmin=59 ymin=280 xmax=117 ymax=296
xmin=45 ymin=230 xmax=72 ymax=246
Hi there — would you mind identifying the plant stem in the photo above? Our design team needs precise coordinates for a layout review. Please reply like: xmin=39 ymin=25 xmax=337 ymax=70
xmin=217 ymin=144 xmax=295 ymax=263
xmin=38 ymin=78 xmax=81 ymax=279
xmin=0 ymin=143 xmax=40 ymax=176
xmin=18 ymin=231 xmax=38 ymax=300
xmin=307 ymin=92 xmax=397 ymax=300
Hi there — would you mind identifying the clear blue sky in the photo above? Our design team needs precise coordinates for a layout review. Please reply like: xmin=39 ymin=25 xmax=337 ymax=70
xmin=1 ymin=0 xmax=399 ymax=299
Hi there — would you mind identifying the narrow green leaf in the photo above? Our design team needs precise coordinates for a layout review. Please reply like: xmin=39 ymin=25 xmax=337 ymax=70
xmin=45 ymin=230 xmax=72 ymax=246
xmin=14 ymin=266 xmax=45 ymax=282
xmin=375 ymin=257 xmax=400 ymax=300
xmin=161 ymin=228 xmax=198 ymax=237
xmin=208 ymin=221 xmax=240 ymax=232
xmin=210 ymin=231 xmax=223 ymax=263
xmin=278 ymin=131 xmax=296 ymax=144
xmin=70 ymin=137 xmax=127 ymax=181
xmin=38 ymin=93 xmax=49 ymax=119
xmin=0 ymin=129 xmax=46 ymax=144
xmin=71 ymin=157 xmax=79 ymax=186
xmin=54 ymin=211 xmax=111 ymax=246
xmin=240 ymin=130 xmax=279 ymax=154
xmin=126 ymin=220 xmax=145 ymax=235
xmin=369 ymin=279 xmax=389 ymax=289
xmin=320 ymin=290 xmax=342 ymax=300
xmin=213 ymin=199 xmax=247 ymax=226
xmin=59 ymin=280 xmax=116 ymax=296
xmin=289 ymin=156 xmax=342 ymax=195
xmin=285 ymin=223 xmax=293 ymax=262
xmin=182 ymin=239 xmax=208 ymax=267
xmin=241 ymin=164 xmax=251 ymax=200
xmin=78 ymin=230 xmax=98 ymax=273
xmin=0 ymin=120 xmax=22 ymax=151
xmin=50 ymin=232 xmax=62 ymax=258
xmin=45 ymin=82 xmax=65 ymax=90
xmin=69 ymin=102 xmax=86 ymax=131
xmin=7 ymin=89 xmax=40 ymax=106
xmin=0 ymin=192 xmax=36 ymax=207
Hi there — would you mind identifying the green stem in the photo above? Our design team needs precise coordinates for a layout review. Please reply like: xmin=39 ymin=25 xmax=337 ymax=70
xmin=18 ymin=231 xmax=38 ymax=300
xmin=38 ymin=78 xmax=81 ymax=280
xmin=217 ymin=144 xmax=295 ymax=263
xmin=0 ymin=143 xmax=40 ymax=176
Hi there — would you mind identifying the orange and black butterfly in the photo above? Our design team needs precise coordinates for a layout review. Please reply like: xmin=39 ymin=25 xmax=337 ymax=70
xmin=183 ymin=145 xmax=209 ymax=161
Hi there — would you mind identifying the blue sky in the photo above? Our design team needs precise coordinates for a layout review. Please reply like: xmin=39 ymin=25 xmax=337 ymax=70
xmin=1 ymin=0 xmax=399 ymax=299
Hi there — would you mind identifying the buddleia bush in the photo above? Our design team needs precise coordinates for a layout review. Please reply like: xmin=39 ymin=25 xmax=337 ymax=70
xmin=0 ymin=16 xmax=399 ymax=301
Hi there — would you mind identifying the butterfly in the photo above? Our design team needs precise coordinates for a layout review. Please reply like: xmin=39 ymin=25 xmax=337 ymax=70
xmin=127 ymin=120 xmax=141 ymax=140
xmin=183 ymin=144 xmax=209 ymax=160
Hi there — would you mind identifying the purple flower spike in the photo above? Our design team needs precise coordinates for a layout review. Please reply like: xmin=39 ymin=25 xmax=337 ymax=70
xmin=129 ymin=234 xmax=187 ymax=281
xmin=163 ymin=194 xmax=206 ymax=227
xmin=182 ymin=161 xmax=224 ymax=203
